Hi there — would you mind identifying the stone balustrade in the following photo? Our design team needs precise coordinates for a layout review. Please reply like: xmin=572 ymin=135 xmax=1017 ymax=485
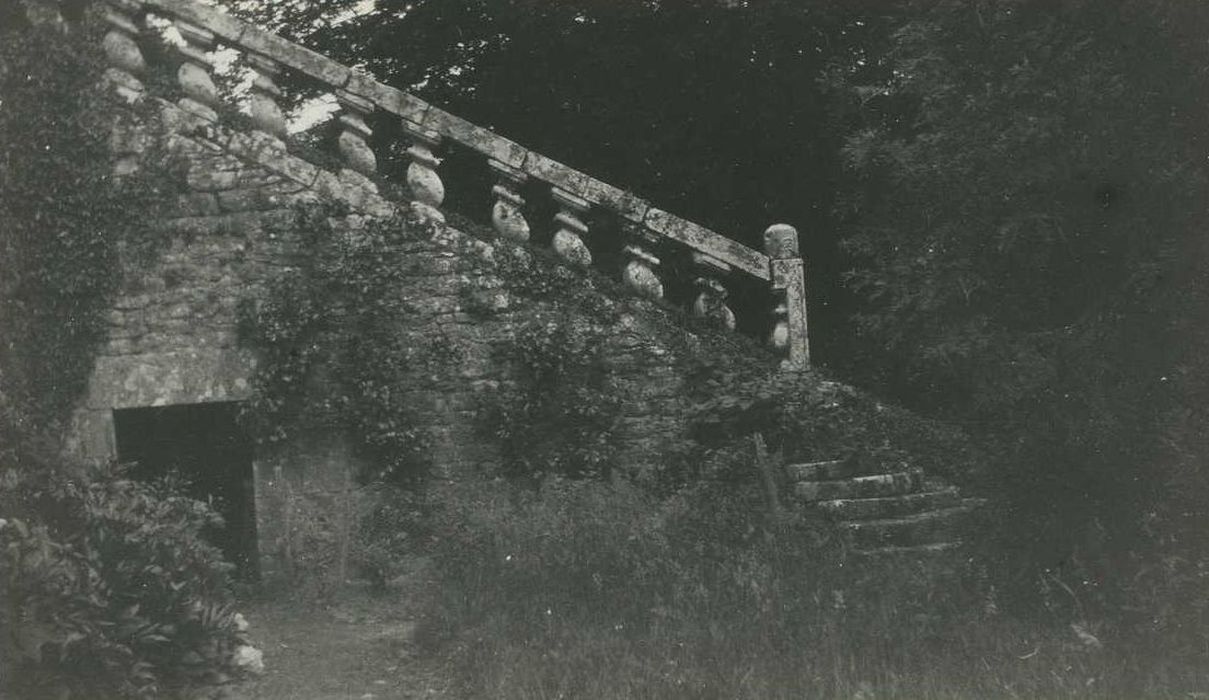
xmin=88 ymin=0 xmax=812 ymax=367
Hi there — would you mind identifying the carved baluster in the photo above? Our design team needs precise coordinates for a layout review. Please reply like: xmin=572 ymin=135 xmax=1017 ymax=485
xmin=247 ymin=53 xmax=287 ymax=140
xmin=101 ymin=0 xmax=146 ymax=103
xmin=692 ymin=252 xmax=736 ymax=330
xmin=173 ymin=20 xmax=221 ymax=122
xmin=764 ymin=223 xmax=810 ymax=368
xmin=550 ymin=188 xmax=592 ymax=268
xmin=488 ymin=159 xmax=529 ymax=242
xmin=621 ymin=227 xmax=663 ymax=300
xmin=403 ymin=122 xmax=445 ymax=223
xmin=335 ymin=90 xmax=377 ymax=178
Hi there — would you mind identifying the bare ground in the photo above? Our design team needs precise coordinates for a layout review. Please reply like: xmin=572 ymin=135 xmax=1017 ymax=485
xmin=225 ymin=589 xmax=457 ymax=700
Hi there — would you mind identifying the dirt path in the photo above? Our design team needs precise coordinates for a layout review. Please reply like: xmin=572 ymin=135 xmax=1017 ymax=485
xmin=227 ymin=592 xmax=457 ymax=700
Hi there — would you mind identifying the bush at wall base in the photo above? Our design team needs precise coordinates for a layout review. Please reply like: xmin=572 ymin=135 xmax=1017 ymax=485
xmin=0 ymin=455 xmax=253 ymax=699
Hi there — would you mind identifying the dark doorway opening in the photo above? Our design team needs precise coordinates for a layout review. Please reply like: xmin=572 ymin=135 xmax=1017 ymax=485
xmin=114 ymin=402 xmax=259 ymax=580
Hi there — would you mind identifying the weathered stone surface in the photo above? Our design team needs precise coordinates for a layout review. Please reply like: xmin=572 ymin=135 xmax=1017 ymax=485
xmin=424 ymin=107 xmax=526 ymax=169
xmin=771 ymin=257 xmax=809 ymax=368
xmin=579 ymin=176 xmax=650 ymax=223
xmin=644 ymin=208 xmax=770 ymax=281
xmin=793 ymin=471 xmax=923 ymax=503
xmin=344 ymin=71 xmax=428 ymax=124
xmin=144 ymin=0 xmax=247 ymax=44
xmin=763 ymin=223 xmax=800 ymax=259
xmin=71 ymin=81 xmax=798 ymax=577
xmin=523 ymin=152 xmax=589 ymax=194
xmin=85 ymin=349 xmax=255 ymax=410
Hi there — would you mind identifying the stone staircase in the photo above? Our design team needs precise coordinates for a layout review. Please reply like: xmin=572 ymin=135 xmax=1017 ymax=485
xmin=787 ymin=459 xmax=984 ymax=555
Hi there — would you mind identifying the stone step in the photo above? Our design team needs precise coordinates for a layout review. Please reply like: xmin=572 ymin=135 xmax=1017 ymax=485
xmin=853 ymin=541 xmax=965 ymax=558
xmin=815 ymin=488 xmax=962 ymax=520
xmin=784 ymin=459 xmax=860 ymax=482
xmin=838 ymin=505 xmax=977 ymax=549
xmin=793 ymin=469 xmax=922 ymax=502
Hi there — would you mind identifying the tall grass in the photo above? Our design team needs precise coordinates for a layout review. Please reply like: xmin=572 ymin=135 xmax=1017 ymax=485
xmin=414 ymin=473 xmax=1208 ymax=699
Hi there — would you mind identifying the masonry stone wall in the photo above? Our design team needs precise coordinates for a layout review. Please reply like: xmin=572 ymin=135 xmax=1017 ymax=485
xmin=67 ymin=99 xmax=779 ymax=578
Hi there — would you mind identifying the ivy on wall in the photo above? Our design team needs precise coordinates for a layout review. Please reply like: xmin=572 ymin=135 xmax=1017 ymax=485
xmin=487 ymin=311 xmax=624 ymax=481
xmin=237 ymin=206 xmax=456 ymax=482
xmin=0 ymin=20 xmax=177 ymax=433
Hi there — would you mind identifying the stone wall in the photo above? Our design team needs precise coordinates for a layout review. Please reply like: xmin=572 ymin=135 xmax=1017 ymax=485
xmin=68 ymin=98 xmax=780 ymax=577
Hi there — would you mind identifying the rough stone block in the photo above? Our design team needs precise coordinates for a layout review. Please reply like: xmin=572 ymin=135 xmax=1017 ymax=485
xmin=174 ymin=192 xmax=221 ymax=217
xmin=644 ymin=208 xmax=769 ymax=281
xmin=522 ymin=152 xmax=589 ymax=194
xmin=579 ymin=176 xmax=649 ymax=223
xmin=186 ymin=169 xmax=240 ymax=192
xmin=225 ymin=19 xmax=352 ymax=89
xmin=423 ymin=107 xmax=526 ymax=169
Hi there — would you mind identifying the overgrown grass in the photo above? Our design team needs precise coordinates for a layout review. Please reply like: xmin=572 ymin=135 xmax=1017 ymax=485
xmin=408 ymin=467 xmax=1208 ymax=699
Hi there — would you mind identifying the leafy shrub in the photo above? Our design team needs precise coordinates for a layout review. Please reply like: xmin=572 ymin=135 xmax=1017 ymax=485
xmin=0 ymin=454 xmax=248 ymax=699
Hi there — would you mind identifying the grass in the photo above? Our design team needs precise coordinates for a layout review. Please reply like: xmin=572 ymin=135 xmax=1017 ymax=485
xmin=227 ymin=476 xmax=1209 ymax=699
xmin=230 ymin=574 xmax=1208 ymax=700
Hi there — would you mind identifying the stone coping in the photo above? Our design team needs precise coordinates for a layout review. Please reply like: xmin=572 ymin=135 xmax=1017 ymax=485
xmin=139 ymin=0 xmax=772 ymax=281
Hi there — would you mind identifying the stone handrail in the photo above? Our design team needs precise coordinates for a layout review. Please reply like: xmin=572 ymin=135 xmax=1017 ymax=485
xmin=88 ymin=0 xmax=811 ymax=367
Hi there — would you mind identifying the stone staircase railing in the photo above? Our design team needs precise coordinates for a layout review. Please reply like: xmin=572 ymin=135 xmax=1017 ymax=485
xmin=78 ymin=0 xmax=812 ymax=368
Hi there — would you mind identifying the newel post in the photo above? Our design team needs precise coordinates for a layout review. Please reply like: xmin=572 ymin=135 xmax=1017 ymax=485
xmin=764 ymin=223 xmax=810 ymax=368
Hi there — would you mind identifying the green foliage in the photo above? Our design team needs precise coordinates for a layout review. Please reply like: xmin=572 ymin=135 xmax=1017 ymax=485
xmin=690 ymin=363 xmax=978 ymax=484
xmin=485 ymin=312 xmax=624 ymax=481
xmin=419 ymin=453 xmax=1209 ymax=698
xmin=238 ymin=207 xmax=449 ymax=482
xmin=837 ymin=0 xmax=1209 ymax=577
xmin=0 ymin=454 xmax=248 ymax=699
xmin=272 ymin=481 xmax=425 ymax=599
xmin=0 ymin=21 xmax=173 ymax=429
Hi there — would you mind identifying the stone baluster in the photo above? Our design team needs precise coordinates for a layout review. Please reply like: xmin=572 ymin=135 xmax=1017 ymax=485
xmin=247 ymin=53 xmax=288 ymax=140
xmin=692 ymin=252 xmax=736 ymax=330
xmin=100 ymin=0 xmax=146 ymax=103
xmin=173 ymin=19 xmax=221 ymax=122
xmin=488 ymin=159 xmax=529 ymax=242
xmin=550 ymin=188 xmax=593 ymax=268
xmin=335 ymin=90 xmax=377 ymax=178
xmin=621 ymin=227 xmax=663 ymax=301
xmin=764 ymin=223 xmax=810 ymax=368
xmin=402 ymin=121 xmax=445 ymax=223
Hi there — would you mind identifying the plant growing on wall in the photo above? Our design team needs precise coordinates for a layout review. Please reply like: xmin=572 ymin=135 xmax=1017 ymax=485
xmin=0 ymin=18 xmax=174 ymax=430
xmin=486 ymin=311 xmax=624 ymax=481
xmin=238 ymin=206 xmax=456 ymax=482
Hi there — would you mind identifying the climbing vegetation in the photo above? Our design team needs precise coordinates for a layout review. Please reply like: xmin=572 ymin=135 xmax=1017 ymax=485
xmin=238 ymin=205 xmax=451 ymax=483
xmin=0 ymin=18 xmax=174 ymax=429
xmin=0 ymin=18 xmax=252 ymax=700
